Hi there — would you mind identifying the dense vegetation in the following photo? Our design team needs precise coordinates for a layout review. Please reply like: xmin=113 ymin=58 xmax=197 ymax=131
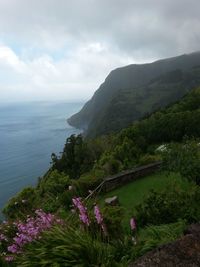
xmin=98 ymin=172 xmax=188 ymax=223
xmin=3 ymin=87 xmax=200 ymax=219
xmin=1 ymin=87 xmax=200 ymax=265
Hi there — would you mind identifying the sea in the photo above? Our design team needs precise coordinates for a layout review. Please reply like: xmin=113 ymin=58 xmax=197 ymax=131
xmin=0 ymin=101 xmax=83 ymax=218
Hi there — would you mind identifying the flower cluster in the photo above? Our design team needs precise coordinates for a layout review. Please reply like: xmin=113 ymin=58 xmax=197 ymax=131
xmin=130 ymin=217 xmax=136 ymax=231
xmin=94 ymin=205 xmax=103 ymax=225
xmin=72 ymin=197 xmax=90 ymax=226
xmin=72 ymin=198 xmax=108 ymax=236
xmin=0 ymin=209 xmax=62 ymax=262
xmin=94 ymin=205 xmax=107 ymax=235
xmin=130 ymin=217 xmax=137 ymax=244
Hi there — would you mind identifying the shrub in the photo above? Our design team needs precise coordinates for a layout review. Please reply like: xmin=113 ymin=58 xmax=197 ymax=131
xmin=139 ymin=154 xmax=161 ymax=166
xmin=37 ymin=170 xmax=70 ymax=196
xmin=102 ymin=206 xmax=125 ymax=239
xmin=3 ymin=187 xmax=37 ymax=220
xmin=162 ymin=140 xmax=200 ymax=184
xmin=71 ymin=171 xmax=104 ymax=197
xmin=135 ymin=182 xmax=200 ymax=227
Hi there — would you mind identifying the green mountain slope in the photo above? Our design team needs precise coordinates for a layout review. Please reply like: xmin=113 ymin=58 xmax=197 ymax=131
xmin=68 ymin=52 xmax=200 ymax=137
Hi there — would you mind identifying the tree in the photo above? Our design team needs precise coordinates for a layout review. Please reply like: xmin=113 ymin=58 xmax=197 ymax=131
xmin=51 ymin=134 xmax=93 ymax=179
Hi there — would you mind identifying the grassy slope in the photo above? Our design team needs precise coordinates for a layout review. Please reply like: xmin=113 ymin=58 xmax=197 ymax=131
xmin=98 ymin=171 xmax=191 ymax=223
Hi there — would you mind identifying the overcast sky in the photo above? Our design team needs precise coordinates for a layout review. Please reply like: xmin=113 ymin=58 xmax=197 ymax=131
xmin=0 ymin=0 xmax=200 ymax=102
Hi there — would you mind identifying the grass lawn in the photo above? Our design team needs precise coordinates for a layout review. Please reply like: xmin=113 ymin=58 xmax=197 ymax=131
xmin=97 ymin=171 xmax=191 ymax=224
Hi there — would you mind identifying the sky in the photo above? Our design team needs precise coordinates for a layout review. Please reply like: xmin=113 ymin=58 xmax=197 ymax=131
xmin=0 ymin=0 xmax=200 ymax=102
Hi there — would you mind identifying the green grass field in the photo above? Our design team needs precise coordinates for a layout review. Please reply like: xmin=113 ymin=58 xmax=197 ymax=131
xmin=98 ymin=171 xmax=191 ymax=223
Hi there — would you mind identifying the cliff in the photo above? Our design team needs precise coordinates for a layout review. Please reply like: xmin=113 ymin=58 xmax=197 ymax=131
xmin=68 ymin=51 xmax=200 ymax=137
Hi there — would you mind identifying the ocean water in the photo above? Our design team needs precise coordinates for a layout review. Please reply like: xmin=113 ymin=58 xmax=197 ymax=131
xmin=0 ymin=101 xmax=83 ymax=217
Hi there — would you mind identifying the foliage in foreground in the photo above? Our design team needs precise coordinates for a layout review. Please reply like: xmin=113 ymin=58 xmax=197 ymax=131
xmin=14 ymin=220 xmax=187 ymax=267
xmin=16 ymin=226 xmax=121 ymax=267
xmin=1 ymin=183 xmax=192 ymax=266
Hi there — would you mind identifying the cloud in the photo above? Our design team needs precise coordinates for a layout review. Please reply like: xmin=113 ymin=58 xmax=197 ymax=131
xmin=0 ymin=43 xmax=133 ymax=102
xmin=0 ymin=0 xmax=200 ymax=101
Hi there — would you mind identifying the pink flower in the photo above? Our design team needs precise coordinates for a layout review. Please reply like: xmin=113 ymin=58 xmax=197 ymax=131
xmin=94 ymin=205 xmax=107 ymax=235
xmin=130 ymin=217 xmax=136 ymax=231
xmin=72 ymin=197 xmax=81 ymax=208
xmin=72 ymin=197 xmax=90 ymax=226
xmin=8 ymin=244 xmax=19 ymax=254
xmin=94 ymin=205 xmax=103 ymax=225
xmin=4 ymin=209 xmax=62 ymax=257
xmin=79 ymin=214 xmax=90 ymax=226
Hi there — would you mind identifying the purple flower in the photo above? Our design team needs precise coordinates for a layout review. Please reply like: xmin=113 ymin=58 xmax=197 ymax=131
xmin=3 ymin=209 xmax=62 ymax=257
xmin=79 ymin=214 xmax=90 ymax=226
xmin=72 ymin=197 xmax=82 ymax=208
xmin=130 ymin=217 xmax=136 ymax=231
xmin=94 ymin=205 xmax=107 ymax=235
xmin=94 ymin=205 xmax=103 ymax=225
xmin=8 ymin=244 xmax=19 ymax=254
xmin=72 ymin=197 xmax=90 ymax=226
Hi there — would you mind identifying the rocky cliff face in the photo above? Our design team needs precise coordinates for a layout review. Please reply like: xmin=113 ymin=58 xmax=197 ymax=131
xmin=68 ymin=52 xmax=200 ymax=137
xmin=130 ymin=223 xmax=200 ymax=267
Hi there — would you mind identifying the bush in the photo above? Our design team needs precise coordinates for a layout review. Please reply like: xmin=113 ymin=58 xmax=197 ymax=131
xmin=102 ymin=206 xmax=125 ymax=239
xmin=135 ymin=182 xmax=200 ymax=227
xmin=162 ymin=140 xmax=200 ymax=184
xmin=3 ymin=187 xmax=37 ymax=220
xmin=97 ymin=152 xmax=122 ymax=175
xmin=36 ymin=170 xmax=72 ymax=212
xmin=139 ymin=154 xmax=161 ymax=166
xmin=71 ymin=171 xmax=104 ymax=197
xmin=37 ymin=170 xmax=70 ymax=196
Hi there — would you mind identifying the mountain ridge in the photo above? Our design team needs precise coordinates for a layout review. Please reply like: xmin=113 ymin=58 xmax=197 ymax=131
xmin=68 ymin=51 xmax=200 ymax=137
